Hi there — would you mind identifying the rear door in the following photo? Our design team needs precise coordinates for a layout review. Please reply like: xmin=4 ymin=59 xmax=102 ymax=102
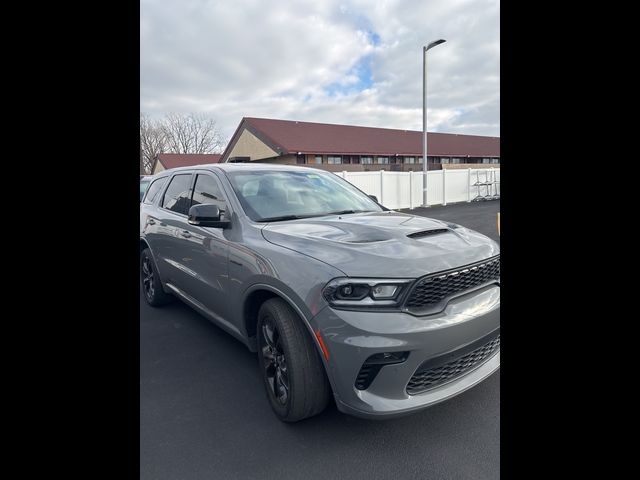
xmin=151 ymin=172 xmax=196 ymax=290
xmin=176 ymin=171 xmax=232 ymax=323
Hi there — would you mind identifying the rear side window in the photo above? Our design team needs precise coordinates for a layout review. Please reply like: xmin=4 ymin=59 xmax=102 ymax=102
xmin=143 ymin=177 xmax=167 ymax=205
xmin=140 ymin=180 xmax=151 ymax=202
xmin=162 ymin=174 xmax=193 ymax=215
xmin=191 ymin=174 xmax=226 ymax=212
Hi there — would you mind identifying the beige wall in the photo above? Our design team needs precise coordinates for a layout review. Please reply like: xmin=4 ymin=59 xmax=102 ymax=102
xmin=153 ymin=160 xmax=166 ymax=175
xmin=227 ymin=129 xmax=279 ymax=161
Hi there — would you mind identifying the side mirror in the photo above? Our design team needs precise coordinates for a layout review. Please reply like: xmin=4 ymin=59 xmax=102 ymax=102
xmin=188 ymin=204 xmax=231 ymax=228
xmin=368 ymin=195 xmax=379 ymax=203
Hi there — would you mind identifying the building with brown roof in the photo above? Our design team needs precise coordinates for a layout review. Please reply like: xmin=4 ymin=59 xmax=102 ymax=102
xmin=220 ymin=117 xmax=499 ymax=171
xmin=152 ymin=153 xmax=222 ymax=174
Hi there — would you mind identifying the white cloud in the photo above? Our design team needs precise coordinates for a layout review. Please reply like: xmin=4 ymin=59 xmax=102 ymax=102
xmin=141 ymin=0 xmax=499 ymax=140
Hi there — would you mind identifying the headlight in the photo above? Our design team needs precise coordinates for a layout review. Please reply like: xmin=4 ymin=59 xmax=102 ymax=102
xmin=371 ymin=284 xmax=398 ymax=298
xmin=322 ymin=278 xmax=413 ymax=309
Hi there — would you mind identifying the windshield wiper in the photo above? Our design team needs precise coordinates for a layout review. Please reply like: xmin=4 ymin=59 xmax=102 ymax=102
xmin=325 ymin=209 xmax=373 ymax=215
xmin=259 ymin=214 xmax=316 ymax=222
xmin=259 ymin=210 xmax=373 ymax=222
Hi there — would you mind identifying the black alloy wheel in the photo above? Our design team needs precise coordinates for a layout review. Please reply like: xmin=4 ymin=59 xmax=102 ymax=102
xmin=260 ymin=316 xmax=289 ymax=405
xmin=140 ymin=248 xmax=173 ymax=307
xmin=142 ymin=255 xmax=155 ymax=301
xmin=256 ymin=298 xmax=331 ymax=422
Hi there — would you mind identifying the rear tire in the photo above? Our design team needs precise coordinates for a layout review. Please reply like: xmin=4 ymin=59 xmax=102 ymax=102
xmin=140 ymin=248 xmax=173 ymax=307
xmin=257 ymin=298 xmax=331 ymax=422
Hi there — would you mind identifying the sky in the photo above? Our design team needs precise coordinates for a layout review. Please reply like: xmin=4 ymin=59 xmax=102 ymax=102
xmin=140 ymin=0 xmax=499 ymax=143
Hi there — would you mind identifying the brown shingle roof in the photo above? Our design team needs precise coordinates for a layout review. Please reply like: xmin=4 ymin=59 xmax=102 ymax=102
xmin=238 ymin=117 xmax=499 ymax=157
xmin=157 ymin=153 xmax=222 ymax=170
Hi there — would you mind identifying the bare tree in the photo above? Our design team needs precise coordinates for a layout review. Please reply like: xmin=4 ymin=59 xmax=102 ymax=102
xmin=162 ymin=113 xmax=226 ymax=154
xmin=140 ymin=113 xmax=166 ymax=174
xmin=140 ymin=142 xmax=144 ymax=175
xmin=140 ymin=112 xmax=226 ymax=174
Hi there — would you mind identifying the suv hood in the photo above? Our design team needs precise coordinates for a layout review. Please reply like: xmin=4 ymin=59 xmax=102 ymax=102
xmin=261 ymin=211 xmax=499 ymax=278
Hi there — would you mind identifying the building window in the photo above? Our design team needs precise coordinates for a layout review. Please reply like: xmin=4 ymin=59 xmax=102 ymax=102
xmin=352 ymin=157 xmax=361 ymax=164
xmin=405 ymin=157 xmax=415 ymax=164
xmin=492 ymin=158 xmax=500 ymax=164
xmin=361 ymin=157 xmax=373 ymax=164
xmin=327 ymin=156 xmax=342 ymax=164
xmin=297 ymin=154 xmax=305 ymax=164
xmin=452 ymin=158 xmax=461 ymax=164
xmin=314 ymin=155 xmax=323 ymax=164
xmin=377 ymin=156 xmax=389 ymax=164
xmin=441 ymin=158 xmax=450 ymax=164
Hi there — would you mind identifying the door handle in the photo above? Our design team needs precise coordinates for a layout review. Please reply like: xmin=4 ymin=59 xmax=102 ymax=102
xmin=180 ymin=230 xmax=192 ymax=238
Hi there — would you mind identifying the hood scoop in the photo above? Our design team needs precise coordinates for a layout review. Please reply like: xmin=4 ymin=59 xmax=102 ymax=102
xmin=407 ymin=228 xmax=450 ymax=239
xmin=344 ymin=238 xmax=388 ymax=243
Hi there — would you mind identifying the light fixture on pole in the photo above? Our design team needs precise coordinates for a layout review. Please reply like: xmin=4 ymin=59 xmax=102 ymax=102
xmin=422 ymin=38 xmax=446 ymax=207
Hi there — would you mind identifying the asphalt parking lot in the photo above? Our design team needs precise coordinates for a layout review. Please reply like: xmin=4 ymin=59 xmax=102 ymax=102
xmin=140 ymin=199 xmax=500 ymax=480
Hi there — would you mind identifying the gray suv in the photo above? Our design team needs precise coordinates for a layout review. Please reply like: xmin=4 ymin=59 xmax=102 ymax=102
xmin=140 ymin=163 xmax=500 ymax=422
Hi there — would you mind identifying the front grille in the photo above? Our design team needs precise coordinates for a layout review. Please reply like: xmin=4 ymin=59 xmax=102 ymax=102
xmin=405 ymin=256 xmax=500 ymax=313
xmin=406 ymin=334 xmax=500 ymax=395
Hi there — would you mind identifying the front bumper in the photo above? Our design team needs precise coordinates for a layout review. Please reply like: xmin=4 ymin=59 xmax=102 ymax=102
xmin=313 ymin=284 xmax=500 ymax=419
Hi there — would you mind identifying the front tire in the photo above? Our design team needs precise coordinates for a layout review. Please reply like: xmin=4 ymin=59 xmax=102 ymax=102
xmin=140 ymin=248 xmax=173 ymax=307
xmin=257 ymin=298 xmax=331 ymax=422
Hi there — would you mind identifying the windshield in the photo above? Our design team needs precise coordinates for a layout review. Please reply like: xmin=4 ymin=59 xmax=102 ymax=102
xmin=140 ymin=180 xmax=151 ymax=201
xmin=226 ymin=170 xmax=382 ymax=221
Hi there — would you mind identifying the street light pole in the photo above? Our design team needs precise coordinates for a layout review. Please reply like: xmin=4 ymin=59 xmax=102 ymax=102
xmin=422 ymin=39 xmax=446 ymax=207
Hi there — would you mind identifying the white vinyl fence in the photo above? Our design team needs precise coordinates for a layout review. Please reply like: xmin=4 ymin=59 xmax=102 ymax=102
xmin=337 ymin=168 xmax=500 ymax=210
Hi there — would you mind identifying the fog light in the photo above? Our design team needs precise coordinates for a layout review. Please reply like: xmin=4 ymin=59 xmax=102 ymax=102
xmin=371 ymin=285 xmax=398 ymax=299
xmin=334 ymin=283 xmax=369 ymax=300
xmin=367 ymin=351 xmax=410 ymax=364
